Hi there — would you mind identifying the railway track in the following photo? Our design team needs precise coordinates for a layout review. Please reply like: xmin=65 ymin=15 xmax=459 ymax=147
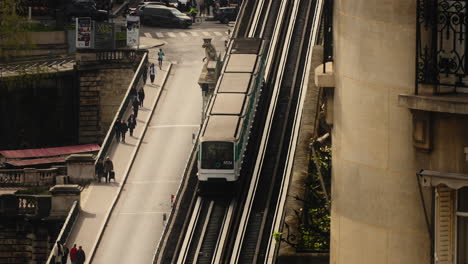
xmin=229 ymin=0 xmax=320 ymax=263
xmin=154 ymin=0 xmax=325 ymax=262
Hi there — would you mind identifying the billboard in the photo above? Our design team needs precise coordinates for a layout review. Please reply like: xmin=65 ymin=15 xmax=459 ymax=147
xmin=94 ymin=22 xmax=115 ymax=49
xmin=126 ymin=16 xmax=140 ymax=47
xmin=76 ymin=17 xmax=93 ymax=49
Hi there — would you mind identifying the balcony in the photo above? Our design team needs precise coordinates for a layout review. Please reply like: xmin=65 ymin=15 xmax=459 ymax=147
xmin=400 ymin=0 xmax=468 ymax=114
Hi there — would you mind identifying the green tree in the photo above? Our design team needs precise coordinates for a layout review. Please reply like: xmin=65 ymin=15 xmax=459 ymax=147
xmin=0 ymin=0 xmax=34 ymax=61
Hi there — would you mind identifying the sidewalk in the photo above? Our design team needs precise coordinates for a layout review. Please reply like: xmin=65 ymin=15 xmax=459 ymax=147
xmin=65 ymin=60 xmax=171 ymax=262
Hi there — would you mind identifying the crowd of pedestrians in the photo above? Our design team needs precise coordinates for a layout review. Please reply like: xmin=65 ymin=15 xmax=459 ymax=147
xmin=53 ymin=243 xmax=86 ymax=264
xmin=94 ymin=55 xmax=163 ymax=184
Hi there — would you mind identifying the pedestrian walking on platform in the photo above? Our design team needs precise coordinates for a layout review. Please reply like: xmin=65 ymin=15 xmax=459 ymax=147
xmin=149 ymin=63 xmax=156 ymax=84
xmin=114 ymin=118 xmax=121 ymax=142
xmin=62 ymin=244 xmax=69 ymax=264
xmin=103 ymin=156 xmax=114 ymax=183
xmin=130 ymin=86 xmax=137 ymax=101
xmin=53 ymin=242 xmax=64 ymax=264
xmin=120 ymin=120 xmax=128 ymax=143
xmin=138 ymin=88 xmax=145 ymax=108
xmin=96 ymin=158 xmax=104 ymax=181
xmin=158 ymin=49 xmax=165 ymax=69
xmin=132 ymin=98 xmax=140 ymax=118
xmin=76 ymin=246 xmax=85 ymax=264
xmin=127 ymin=114 xmax=137 ymax=136
xmin=69 ymin=244 xmax=77 ymax=264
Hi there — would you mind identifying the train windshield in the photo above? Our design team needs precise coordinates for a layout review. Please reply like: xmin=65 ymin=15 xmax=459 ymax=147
xmin=201 ymin=141 xmax=234 ymax=169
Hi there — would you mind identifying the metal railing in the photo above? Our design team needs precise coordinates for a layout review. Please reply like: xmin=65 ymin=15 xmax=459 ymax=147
xmin=322 ymin=0 xmax=333 ymax=73
xmin=46 ymin=201 xmax=80 ymax=264
xmin=0 ymin=168 xmax=58 ymax=187
xmin=416 ymin=0 xmax=468 ymax=94
xmin=94 ymin=50 xmax=149 ymax=167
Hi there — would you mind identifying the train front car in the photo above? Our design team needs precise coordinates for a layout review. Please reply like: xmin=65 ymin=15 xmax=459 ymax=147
xmin=197 ymin=38 xmax=265 ymax=194
xmin=198 ymin=116 xmax=239 ymax=182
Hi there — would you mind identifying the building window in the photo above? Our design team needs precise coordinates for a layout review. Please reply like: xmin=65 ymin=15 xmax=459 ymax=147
xmin=457 ymin=187 xmax=468 ymax=263
xmin=435 ymin=186 xmax=468 ymax=264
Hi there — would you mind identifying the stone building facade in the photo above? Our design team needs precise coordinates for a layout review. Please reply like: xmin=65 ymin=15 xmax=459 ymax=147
xmin=322 ymin=0 xmax=468 ymax=263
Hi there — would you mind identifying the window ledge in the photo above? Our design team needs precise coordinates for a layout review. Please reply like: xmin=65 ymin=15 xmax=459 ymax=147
xmin=398 ymin=94 xmax=468 ymax=115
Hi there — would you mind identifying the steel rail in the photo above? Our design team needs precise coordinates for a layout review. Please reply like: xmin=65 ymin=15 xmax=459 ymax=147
xmin=212 ymin=200 xmax=236 ymax=264
xmin=176 ymin=197 xmax=204 ymax=264
xmin=263 ymin=0 xmax=324 ymax=262
xmin=241 ymin=0 xmax=305 ymax=262
xmin=229 ymin=0 xmax=297 ymax=262
xmin=248 ymin=0 xmax=267 ymax=37
xmin=192 ymin=201 xmax=215 ymax=264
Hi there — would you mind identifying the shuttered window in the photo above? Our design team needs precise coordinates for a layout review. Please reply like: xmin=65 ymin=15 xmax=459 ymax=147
xmin=435 ymin=186 xmax=455 ymax=264
xmin=457 ymin=187 xmax=468 ymax=264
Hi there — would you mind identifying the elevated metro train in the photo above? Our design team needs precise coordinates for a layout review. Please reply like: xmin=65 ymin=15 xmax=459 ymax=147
xmin=197 ymin=38 xmax=267 ymax=184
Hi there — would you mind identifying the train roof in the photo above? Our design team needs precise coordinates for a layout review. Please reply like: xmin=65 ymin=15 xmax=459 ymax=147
xmin=202 ymin=115 xmax=241 ymax=140
xmin=230 ymin=38 xmax=263 ymax=54
xmin=225 ymin=54 xmax=258 ymax=73
xmin=210 ymin=94 xmax=246 ymax=115
xmin=217 ymin=73 xmax=252 ymax=93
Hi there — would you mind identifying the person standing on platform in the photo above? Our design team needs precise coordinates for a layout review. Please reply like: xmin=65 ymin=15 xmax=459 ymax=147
xmin=138 ymin=88 xmax=145 ymax=108
xmin=120 ymin=120 xmax=128 ymax=143
xmin=103 ymin=156 xmax=114 ymax=183
xmin=53 ymin=242 xmax=63 ymax=264
xmin=62 ymin=244 xmax=69 ymax=264
xmin=149 ymin=63 xmax=156 ymax=84
xmin=69 ymin=244 xmax=77 ymax=264
xmin=95 ymin=158 xmax=104 ymax=182
xmin=132 ymin=98 xmax=140 ymax=118
xmin=76 ymin=246 xmax=85 ymax=264
xmin=158 ymin=49 xmax=165 ymax=69
xmin=114 ymin=118 xmax=121 ymax=142
xmin=127 ymin=114 xmax=137 ymax=137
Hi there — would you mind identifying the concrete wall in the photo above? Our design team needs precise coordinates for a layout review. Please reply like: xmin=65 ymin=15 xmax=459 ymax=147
xmin=331 ymin=1 xmax=431 ymax=263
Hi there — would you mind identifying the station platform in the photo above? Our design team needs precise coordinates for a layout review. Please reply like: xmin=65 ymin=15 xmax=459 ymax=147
xmin=65 ymin=59 xmax=170 ymax=263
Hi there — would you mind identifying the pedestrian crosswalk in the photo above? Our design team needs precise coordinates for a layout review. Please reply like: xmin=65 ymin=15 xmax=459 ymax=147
xmin=141 ymin=30 xmax=229 ymax=39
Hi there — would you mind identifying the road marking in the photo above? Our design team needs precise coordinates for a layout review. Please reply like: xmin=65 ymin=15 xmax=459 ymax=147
xmin=120 ymin=211 xmax=166 ymax=215
xmin=148 ymin=124 xmax=199 ymax=128
xmin=126 ymin=180 xmax=180 ymax=184
xmin=214 ymin=32 xmax=223 ymax=36
xmin=168 ymin=32 xmax=177 ymax=38
xmin=190 ymin=32 xmax=199 ymax=36
xmin=156 ymin=32 xmax=165 ymax=38
xmin=202 ymin=31 xmax=211 ymax=36
xmin=144 ymin=32 xmax=152 ymax=38
xmin=179 ymin=32 xmax=188 ymax=37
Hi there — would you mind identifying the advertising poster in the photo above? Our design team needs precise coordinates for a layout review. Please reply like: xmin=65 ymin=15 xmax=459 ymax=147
xmin=126 ymin=15 xmax=140 ymax=47
xmin=76 ymin=17 xmax=93 ymax=49
xmin=94 ymin=22 xmax=115 ymax=49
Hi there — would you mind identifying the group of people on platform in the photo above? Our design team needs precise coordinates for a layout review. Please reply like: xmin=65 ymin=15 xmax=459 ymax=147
xmin=96 ymin=156 xmax=115 ymax=183
xmin=53 ymin=243 xmax=85 ymax=264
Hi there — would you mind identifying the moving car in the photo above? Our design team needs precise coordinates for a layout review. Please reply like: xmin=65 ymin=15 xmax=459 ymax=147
xmin=141 ymin=6 xmax=192 ymax=28
xmin=214 ymin=7 xmax=238 ymax=24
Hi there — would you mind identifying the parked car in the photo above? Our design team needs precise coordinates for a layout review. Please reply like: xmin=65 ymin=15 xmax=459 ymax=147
xmin=64 ymin=1 xmax=108 ymax=21
xmin=215 ymin=7 xmax=238 ymax=24
xmin=141 ymin=5 xmax=192 ymax=28
xmin=144 ymin=0 xmax=178 ymax=8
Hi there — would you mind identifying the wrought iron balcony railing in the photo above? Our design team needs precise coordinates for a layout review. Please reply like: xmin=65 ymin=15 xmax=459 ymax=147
xmin=417 ymin=0 xmax=468 ymax=94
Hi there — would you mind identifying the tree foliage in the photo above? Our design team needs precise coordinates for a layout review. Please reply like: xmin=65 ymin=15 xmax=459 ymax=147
xmin=0 ymin=0 xmax=34 ymax=61
xmin=298 ymin=144 xmax=331 ymax=251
